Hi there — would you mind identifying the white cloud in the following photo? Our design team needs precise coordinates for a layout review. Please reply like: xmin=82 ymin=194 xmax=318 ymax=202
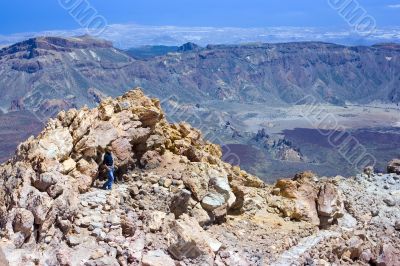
xmin=0 ymin=24 xmax=399 ymax=49
xmin=387 ymin=4 xmax=400 ymax=8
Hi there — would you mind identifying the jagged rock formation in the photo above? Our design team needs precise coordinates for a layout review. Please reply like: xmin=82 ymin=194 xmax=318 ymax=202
xmin=0 ymin=89 xmax=261 ymax=265
xmin=252 ymin=128 xmax=304 ymax=162
xmin=0 ymin=89 xmax=399 ymax=265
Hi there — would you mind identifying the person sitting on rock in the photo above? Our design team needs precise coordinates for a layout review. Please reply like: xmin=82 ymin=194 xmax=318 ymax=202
xmin=102 ymin=147 xmax=115 ymax=190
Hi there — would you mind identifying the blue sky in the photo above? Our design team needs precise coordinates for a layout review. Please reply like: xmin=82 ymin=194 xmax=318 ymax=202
xmin=0 ymin=0 xmax=399 ymax=34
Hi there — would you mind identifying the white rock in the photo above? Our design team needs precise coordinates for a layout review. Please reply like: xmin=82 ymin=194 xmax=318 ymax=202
xmin=168 ymin=214 xmax=222 ymax=260
xmin=201 ymin=192 xmax=226 ymax=211
xmin=147 ymin=211 xmax=166 ymax=232
xmin=338 ymin=213 xmax=357 ymax=230
xmin=108 ymin=215 xmax=120 ymax=226
xmin=142 ymin=250 xmax=175 ymax=266
xmin=34 ymin=128 xmax=73 ymax=160
xmin=67 ymin=235 xmax=81 ymax=247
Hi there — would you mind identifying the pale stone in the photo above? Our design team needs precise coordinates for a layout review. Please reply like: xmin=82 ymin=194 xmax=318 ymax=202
xmin=33 ymin=128 xmax=73 ymax=160
xmin=168 ymin=214 xmax=221 ymax=260
xmin=147 ymin=211 xmax=166 ymax=232
xmin=62 ymin=158 xmax=76 ymax=174
xmin=201 ymin=192 xmax=226 ymax=211
xmin=142 ymin=250 xmax=175 ymax=266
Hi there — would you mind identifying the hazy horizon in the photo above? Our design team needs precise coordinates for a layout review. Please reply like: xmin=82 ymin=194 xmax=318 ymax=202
xmin=0 ymin=0 xmax=399 ymax=48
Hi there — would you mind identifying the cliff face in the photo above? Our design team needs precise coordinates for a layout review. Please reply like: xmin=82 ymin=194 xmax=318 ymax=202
xmin=0 ymin=89 xmax=399 ymax=265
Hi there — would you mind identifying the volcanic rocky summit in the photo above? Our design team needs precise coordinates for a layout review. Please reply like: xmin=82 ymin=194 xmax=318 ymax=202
xmin=0 ymin=89 xmax=399 ymax=265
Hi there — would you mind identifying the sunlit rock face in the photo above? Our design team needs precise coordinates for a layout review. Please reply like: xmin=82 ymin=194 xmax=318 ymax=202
xmin=0 ymin=89 xmax=399 ymax=265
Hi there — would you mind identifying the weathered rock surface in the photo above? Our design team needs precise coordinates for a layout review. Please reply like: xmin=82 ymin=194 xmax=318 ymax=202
xmin=0 ymin=89 xmax=399 ymax=265
xmin=168 ymin=214 xmax=222 ymax=262
xmin=0 ymin=89 xmax=261 ymax=265
xmin=317 ymin=183 xmax=344 ymax=228
xmin=142 ymin=250 xmax=175 ymax=266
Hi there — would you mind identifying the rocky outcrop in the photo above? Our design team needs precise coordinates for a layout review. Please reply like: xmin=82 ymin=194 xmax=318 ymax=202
xmin=0 ymin=88 xmax=262 ymax=265
xmin=271 ymin=173 xmax=346 ymax=229
xmin=272 ymin=172 xmax=320 ymax=225
xmin=317 ymin=183 xmax=344 ymax=228
xmin=252 ymin=129 xmax=304 ymax=162
xmin=167 ymin=214 xmax=222 ymax=262
xmin=0 ymin=89 xmax=399 ymax=265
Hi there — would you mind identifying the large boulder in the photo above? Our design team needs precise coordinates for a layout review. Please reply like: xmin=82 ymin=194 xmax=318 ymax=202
xmin=167 ymin=214 xmax=222 ymax=261
xmin=25 ymin=189 xmax=53 ymax=225
xmin=140 ymin=150 xmax=162 ymax=169
xmin=32 ymin=171 xmax=66 ymax=192
xmin=12 ymin=208 xmax=34 ymax=237
xmin=317 ymin=183 xmax=344 ymax=228
xmin=146 ymin=211 xmax=167 ymax=233
xmin=183 ymin=165 xmax=237 ymax=214
xmin=201 ymin=192 xmax=226 ymax=211
xmin=7 ymin=208 xmax=35 ymax=247
xmin=61 ymin=158 xmax=76 ymax=174
xmin=98 ymin=99 xmax=115 ymax=121
xmin=111 ymin=138 xmax=133 ymax=164
xmin=74 ymin=120 xmax=119 ymax=157
xmin=182 ymin=164 xmax=211 ymax=201
xmin=31 ymin=128 xmax=73 ymax=161
xmin=76 ymin=158 xmax=98 ymax=179
xmin=274 ymin=177 xmax=320 ymax=225
xmin=208 ymin=169 xmax=236 ymax=208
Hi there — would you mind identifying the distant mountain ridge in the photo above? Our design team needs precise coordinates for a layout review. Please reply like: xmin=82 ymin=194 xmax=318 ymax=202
xmin=0 ymin=35 xmax=112 ymax=55
xmin=0 ymin=35 xmax=134 ymax=111
xmin=1 ymin=36 xmax=399 ymax=115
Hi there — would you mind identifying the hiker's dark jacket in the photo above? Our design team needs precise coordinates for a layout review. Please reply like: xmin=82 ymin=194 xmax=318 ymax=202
xmin=103 ymin=152 xmax=114 ymax=167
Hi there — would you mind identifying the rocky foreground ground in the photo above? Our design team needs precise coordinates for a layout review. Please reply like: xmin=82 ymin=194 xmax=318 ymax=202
xmin=0 ymin=89 xmax=399 ymax=266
